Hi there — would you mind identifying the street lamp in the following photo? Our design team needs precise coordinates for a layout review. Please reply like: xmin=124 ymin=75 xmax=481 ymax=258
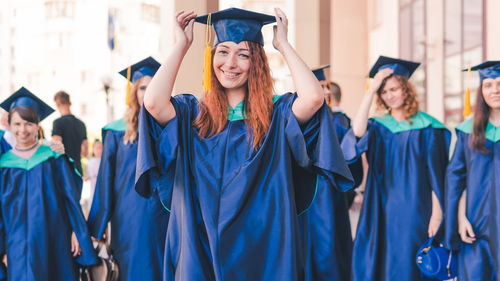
xmin=101 ymin=74 xmax=113 ymax=123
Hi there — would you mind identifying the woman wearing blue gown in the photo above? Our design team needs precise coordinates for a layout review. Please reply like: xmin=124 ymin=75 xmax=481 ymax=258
xmin=299 ymin=65 xmax=364 ymax=281
xmin=347 ymin=56 xmax=450 ymax=281
xmin=0 ymin=87 xmax=98 ymax=281
xmin=87 ymin=57 xmax=169 ymax=281
xmin=445 ymin=61 xmax=500 ymax=281
xmin=135 ymin=7 xmax=353 ymax=281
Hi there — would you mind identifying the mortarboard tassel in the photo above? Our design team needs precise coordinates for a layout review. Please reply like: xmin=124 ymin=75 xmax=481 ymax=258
xmin=365 ymin=75 xmax=370 ymax=92
xmin=463 ymin=67 xmax=471 ymax=117
xmin=39 ymin=127 xmax=44 ymax=143
xmin=203 ymin=13 xmax=212 ymax=93
xmin=126 ymin=66 xmax=131 ymax=106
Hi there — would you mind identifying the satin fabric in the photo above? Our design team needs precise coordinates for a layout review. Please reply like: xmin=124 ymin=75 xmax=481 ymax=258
xmin=346 ymin=118 xmax=450 ymax=281
xmin=135 ymin=93 xmax=353 ymax=281
xmin=87 ymin=120 xmax=169 ymax=281
xmin=0 ymin=146 xmax=98 ymax=281
xmin=0 ymin=131 xmax=11 ymax=279
xmin=300 ymin=111 xmax=363 ymax=281
xmin=0 ymin=132 xmax=10 ymax=155
xmin=445 ymin=129 xmax=500 ymax=281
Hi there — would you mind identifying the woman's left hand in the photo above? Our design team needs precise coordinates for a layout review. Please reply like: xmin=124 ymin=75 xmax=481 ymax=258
xmin=49 ymin=140 xmax=65 ymax=154
xmin=428 ymin=215 xmax=442 ymax=237
xmin=71 ymin=232 xmax=81 ymax=257
xmin=272 ymin=7 xmax=289 ymax=52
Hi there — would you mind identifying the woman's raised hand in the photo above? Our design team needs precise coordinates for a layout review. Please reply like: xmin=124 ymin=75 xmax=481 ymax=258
xmin=369 ymin=68 xmax=393 ymax=94
xmin=174 ymin=11 xmax=197 ymax=49
xmin=272 ymin=8 xmax=289 ymax=53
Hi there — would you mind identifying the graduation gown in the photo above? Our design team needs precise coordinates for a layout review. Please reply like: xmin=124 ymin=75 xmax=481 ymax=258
xmin=0 ymin=130 xmax=11 ymax=155
xmin=444 ymin=118 xmax=500 ymax=281
xmin=0 ymin=144 xmax=98 ymax=281
xmin=300 ymin=110 xmax=363 ymax=281
xmin=343 ymin=112 xmax=450 ymax=281
xmin=87 ymin=118 xmax=169 ymax=281
xmin=135 ymin=93 xmax=354 ymax=281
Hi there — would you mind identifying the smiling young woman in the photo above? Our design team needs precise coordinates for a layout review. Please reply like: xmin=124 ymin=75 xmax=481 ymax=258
xmin=135 ymin=7 xmax=353 ymax=281
xmin=347 ymin=56 xmax=450 ymax=281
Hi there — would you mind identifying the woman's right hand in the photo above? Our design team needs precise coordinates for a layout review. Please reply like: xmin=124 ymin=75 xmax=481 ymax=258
xmin=368 ymin=68 xmax=393 ymax=94
xmin=174 ymin=11 xmax=197 ymax=50
xmin=458 ymin=215 xmax=476 ymax=244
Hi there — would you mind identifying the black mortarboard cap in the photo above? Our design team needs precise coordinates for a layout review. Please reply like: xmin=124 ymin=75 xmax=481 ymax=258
xmin=369 ymin=56 xmax=420 ymax=79
xmin=312 ymin=65 xmax=330 ymax=81
xmin=118 ymin=56 xmax=161 ymax=83
xmin=463 ymin=61 xmax=500 ymax=81
xmin=0 ymin=87 xmax=54 ymax=121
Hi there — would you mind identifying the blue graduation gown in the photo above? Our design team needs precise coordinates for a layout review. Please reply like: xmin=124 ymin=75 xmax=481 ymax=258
xmin=0 ymin=130 xmax=11 ymax=155
xmin=0 ymin=144 xmax=98 ymax=281
xmin=300 ymin=110 xmax=363 ymax=281
xmin=87 ymin=118 xmax=169 ymax=281
xmin=344 ymin=112 xmax=450 ymax=281
xmin=135 ymin=93 xmax=354 ymax=281
xmin=444 ymin=118 xmax=500 ymax=281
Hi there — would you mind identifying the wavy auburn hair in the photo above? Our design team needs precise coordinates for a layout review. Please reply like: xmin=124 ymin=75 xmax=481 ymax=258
xmin=376 ymin=74 xmax=419 ymax=121
xmin=470 ymin=83 xmax=490 ymax=154
xmin=123 ymin=76 xmax=145 ymax=145
xmin=193 ymin=41 xmax=274 ymax=150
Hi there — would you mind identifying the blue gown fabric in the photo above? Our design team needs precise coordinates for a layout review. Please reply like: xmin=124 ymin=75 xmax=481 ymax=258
xmin=135 ymin=93 xmax=354 ymax=281
xmin=0 ymin=144 xmax=98 ymax=281
xmin=445 ymin=120 xmax=500 ymax=281
xmin=0 ymin=131 xmax=10 ymax=155
xmin=87 ymin=119 xmax=169 ymax=281
xmin=300 ymin=110 xmax=363 ymax=281
xmin=345 ymin=114 xmax=450 ymax=281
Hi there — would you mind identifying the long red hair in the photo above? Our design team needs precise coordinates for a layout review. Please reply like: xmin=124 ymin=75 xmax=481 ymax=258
xmin=470 ymin=83 xmax=490 ymax=154
xmin=123 ymin=76 xmax=143 ymax=145
xmin=193 ymin=41 xmax=274 ymax=149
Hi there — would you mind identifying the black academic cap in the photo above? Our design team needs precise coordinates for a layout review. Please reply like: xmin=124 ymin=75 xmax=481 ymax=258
xmin=195 ymin=7 xmax=276 ymax=45
xmin=0 ymin=87 xmax=54 ymax=121
xmin=312 ymin=65 xmax=330 ymax=81
xmin=463 ymin=61 xmax=500 ymax=81
xmin=369 ymin=56 xmax=420 ymax=79
xmin=118 ymin=56 xmax=161 ymax=83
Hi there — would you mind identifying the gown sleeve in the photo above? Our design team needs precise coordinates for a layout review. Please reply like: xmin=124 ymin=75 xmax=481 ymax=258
xmin=58 ymin=156 xmax=99 ymax=266
xmin=444 ymin=130 xmax=469 ymax=250
xmin=87 ymin=129 xmax=117 ymax=239
xmin=0 ymin=196 xmax=6 ymax=280
xmin=280 ymin=93 xmax=354 ymax=192
xmin=135 ymin=94 xmax=198 ymax=208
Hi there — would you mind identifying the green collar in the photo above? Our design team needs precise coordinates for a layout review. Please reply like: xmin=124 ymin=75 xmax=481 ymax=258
xmin=0 ymin=144 xmax=81 ymax=176
xmin=456 ymin=117 xmax=500 ymax=142
xmin=227 ymin=95 xmax=281 ymax=121
xmin=103 ymin=118 xmax=127 ymax=132
xmin=371 ymin=111 xmax=447 ymax=133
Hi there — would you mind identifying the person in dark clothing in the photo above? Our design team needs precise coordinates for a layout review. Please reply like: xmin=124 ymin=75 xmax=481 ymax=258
xmin=52 ymin=91 xmax=88 ymax=174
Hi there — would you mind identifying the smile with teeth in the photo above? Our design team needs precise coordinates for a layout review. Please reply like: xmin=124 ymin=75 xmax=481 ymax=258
xmin=222 ymin=70 xmax=241 ymax=79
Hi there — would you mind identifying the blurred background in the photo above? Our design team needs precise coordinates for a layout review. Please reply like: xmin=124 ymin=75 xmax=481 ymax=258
xmin=0 ymin=0 xmax=499 ymax=140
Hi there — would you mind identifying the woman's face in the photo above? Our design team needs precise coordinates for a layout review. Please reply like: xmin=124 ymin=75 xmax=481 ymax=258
xmin=319 ymin=80 xmax=332 ymax=105
xmin=9 ymin=111 xmax=39 ymax=148
xmin=380 ymin=76 xmax=405 ymax=110
xmin=136 ymin=76 xmax=152 ymax=106
xmin=482 ymin=77 xmax=500 ymax=110
xmin=213 ymin=41 xmax=251 ymax=91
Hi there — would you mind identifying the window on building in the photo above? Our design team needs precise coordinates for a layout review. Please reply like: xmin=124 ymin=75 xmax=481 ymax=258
xmin=141 ymin=3 xmax=160 ymax=24
xmin=44 ymin=1 xmax=75 ymax=19
xmin=443 ymin=0 xmax=484 ymax=127
xmin=399 ymin=0 xmax=427 ymax=111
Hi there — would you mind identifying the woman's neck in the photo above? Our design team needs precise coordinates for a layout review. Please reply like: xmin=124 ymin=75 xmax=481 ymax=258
xmin=12 ymin=141 xmax=40 ymax=159
xmin=226 ymin=87 xmax=246 ymax=109
xmin=390 ymin=108 xmax=406 ymax=122
xmin=489 ymin=108 xmax=500 ymax=126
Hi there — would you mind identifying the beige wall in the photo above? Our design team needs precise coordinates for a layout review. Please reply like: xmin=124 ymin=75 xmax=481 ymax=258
xmin=486 ymin=0 xmax=500 ymax=59
xmin=160 ymin=0 xmax=218 ymax=97
xmin=330 ymin=0 xmax=368 ymax=117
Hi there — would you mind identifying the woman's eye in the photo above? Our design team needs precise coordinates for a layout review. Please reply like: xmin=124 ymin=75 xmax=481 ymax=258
xmin=239 ymin=53 xmax=249 ymax=58
xmin=140 ymin=86 xmax=147 ymax=91
xmin=218 ymin=50 xmax=227 ymax=55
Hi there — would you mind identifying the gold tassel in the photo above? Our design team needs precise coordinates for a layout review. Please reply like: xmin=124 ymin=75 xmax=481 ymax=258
xmin=365 ymin=75 xmax=370 ymax=92
xmin=203 ymin=13 xmax=212 ymax=93
xmin=463 ymin=67 xmax=471 ymax=117
xmin=126 ymin=66 xmax=131 ymax=106
xmin=39 ymin=127 xmax=44 ymax=143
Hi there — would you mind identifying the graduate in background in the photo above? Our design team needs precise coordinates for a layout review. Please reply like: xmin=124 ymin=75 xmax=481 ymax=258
xmin=346 ymin=56 xmax=450 ymax=281
xmin=0 ymin=87 xmax=98 ymax=281
xmin=445 ymin=61 xmax=500 ymax=281
xmin=87 ymin=57 xmax=169 ymax=281
xmin=135 ymin=7 xmax=353 ymax=280
xmin=298 ymin=65 xmax=364 ymax=281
